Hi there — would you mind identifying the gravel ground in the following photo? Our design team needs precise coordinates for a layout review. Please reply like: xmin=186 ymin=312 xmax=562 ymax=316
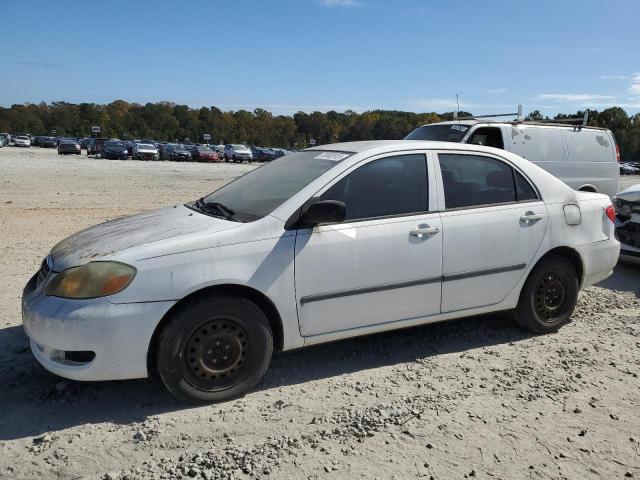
xmin=1 ymin=146 xmax=639 ymax=480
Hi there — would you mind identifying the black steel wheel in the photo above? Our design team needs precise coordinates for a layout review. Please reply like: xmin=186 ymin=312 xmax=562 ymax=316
xmin=514 ymin=254 xmax=578 ymax=333
xmin=182 ymin=318 xmax=249 ymax=391
xmin=156 ymin=296 xmax=273 ymax=403
xmin=533 ymin=271 xmax=568 ymax=322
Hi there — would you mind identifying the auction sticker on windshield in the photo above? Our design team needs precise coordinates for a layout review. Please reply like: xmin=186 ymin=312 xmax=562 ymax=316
xmin=314 ymin=152 xmax=350 ymax=161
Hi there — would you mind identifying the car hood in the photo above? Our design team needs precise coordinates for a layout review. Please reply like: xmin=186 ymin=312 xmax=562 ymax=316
xmin=50 ymin=204 xmax=239 ymax=271
xmin=138 ymin=148 xmax=157 ymax=153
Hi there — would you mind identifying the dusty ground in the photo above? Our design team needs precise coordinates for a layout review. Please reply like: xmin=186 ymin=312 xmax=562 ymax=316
xmin=0 ymin=146 xmax=639 ymax=480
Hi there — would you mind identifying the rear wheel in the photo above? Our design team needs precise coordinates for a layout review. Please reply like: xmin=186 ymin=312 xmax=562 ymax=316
xmin=156 ymin=296 xmax=273 ymax=403
xmin=514 ymin=255 xmax=578 ymax=333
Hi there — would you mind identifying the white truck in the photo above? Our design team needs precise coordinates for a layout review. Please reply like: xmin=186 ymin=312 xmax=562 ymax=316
xmin=405 ymin=108 xmax=619 ymax=199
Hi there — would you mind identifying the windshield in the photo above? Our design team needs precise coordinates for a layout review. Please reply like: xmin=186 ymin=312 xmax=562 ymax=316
xmin=197 ymin=147 xmax=213 ymax=152
xmin=105 ymin=141 xmax=125 ymax=148
xmin=138 ymin=143 xmax=155 ymax=149
xmin=201 ymin=150 xmax=350 ymax=222
xmin=404 ymin=124 xmax=470 ymax=142
xmin=231 ymin=144 xmax=247 ymax=150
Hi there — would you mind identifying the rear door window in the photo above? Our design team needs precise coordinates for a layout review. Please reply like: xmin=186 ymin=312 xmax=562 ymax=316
xmin=438 ymin=153 xmax=518 ymax=209
xmin=515 ymin=171 xmax=539 ymax=201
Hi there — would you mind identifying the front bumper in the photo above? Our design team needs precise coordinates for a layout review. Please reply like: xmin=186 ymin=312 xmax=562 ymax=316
xmin=615 ymin=213 xmax=640 ymax=265
xmin=22 ymin=272 xmax=174 ymax=381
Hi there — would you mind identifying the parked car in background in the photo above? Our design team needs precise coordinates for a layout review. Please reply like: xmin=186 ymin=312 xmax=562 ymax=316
xmin=40 ymin=136 xmax=58 ymax=148
xmin=102 ymin=141 xmax=129 ymax=160
xmin=123 ymin=140 xmax=136 ymax=157
xmin=78 ymin=137 xmax=92 ymax=150
xmin=188 ymin=145 xmax=220 ymax=162
xmin=162 ymin=143 xmax=192 ymax=161
xmin=132 ymin=143 xmax=159 ymax=160
xmin=22 ymin=140 xmax=619 ymax=403
xmin=213 ymin=144 xmax=225 ymax=157
xmin=87 ymin=138 xmax=109 ymax=157
xmin=614 ymin=183 xmax=640 ymax=265
xmin=404 ymin=117 xmax=620 ymax=199
xmin=13 ymin=135 xmax=31 ymax=147
xmin=271 ymin=148 xmax=293 ymax=159
xmin=0 ymin=133 xmax=10 ymax=146
xmin=620 ymin=162 xmax=640 ymax=175
xmin=224 ymin=144 xmax=253 ymax=162
xmin=252 ymin=147 xmax=275 ymax=162
xmin=157 ymin=143 xmax=169 ymax=160
xmin=57 ymin=139 xmax=81 ymax=155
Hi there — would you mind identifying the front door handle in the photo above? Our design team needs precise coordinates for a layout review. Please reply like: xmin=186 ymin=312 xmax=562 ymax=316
xmin=410 ymin=225 xmax=440 ymax=238
xmin=520 ymin=211 xmax=543 ymax=224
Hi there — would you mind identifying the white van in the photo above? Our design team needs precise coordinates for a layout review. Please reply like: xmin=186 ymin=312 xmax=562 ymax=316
xmin=405 ymin=118 xmax=620 ymax=198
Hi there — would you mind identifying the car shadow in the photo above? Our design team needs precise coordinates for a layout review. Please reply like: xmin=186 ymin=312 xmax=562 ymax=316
xmin=594 ymin=261 xmax=640 ymax=297
xmin=0 ymin=312 xmax=529 ymax=442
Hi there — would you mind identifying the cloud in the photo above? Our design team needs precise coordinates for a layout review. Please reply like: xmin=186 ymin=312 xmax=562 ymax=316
xmin=487 ymin=88 xmax=507 ymax=94
xmin=599 ymin=75 xmax=629 ymax=80
xmin=16 ymin=61 xmax=62 ymax=69
xmin=537 ymin=93 xmax=616 ymax=102
xmin=319 ymin=0 xmax=361 ymax=6
xmin=629 ymin=74 xmax=640 ymax=94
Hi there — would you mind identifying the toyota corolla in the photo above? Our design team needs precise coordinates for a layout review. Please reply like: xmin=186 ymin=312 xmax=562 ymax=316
xmin=22 ymin=141 xmax=619 ymax=402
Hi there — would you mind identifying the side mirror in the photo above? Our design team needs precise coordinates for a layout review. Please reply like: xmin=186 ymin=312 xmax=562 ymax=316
xmin=300 ymin=200 xmax=346 ymax=227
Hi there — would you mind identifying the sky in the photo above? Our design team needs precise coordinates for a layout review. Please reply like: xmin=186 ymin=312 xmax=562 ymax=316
xmin=1 ymin=0 xmax=639 ymax=116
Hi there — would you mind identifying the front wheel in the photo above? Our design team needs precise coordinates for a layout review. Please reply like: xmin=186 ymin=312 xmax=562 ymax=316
xmin=514 ymin=255 xmax=578 ymax=334
xmin=156 ymin=296 xmax=273 ymax=403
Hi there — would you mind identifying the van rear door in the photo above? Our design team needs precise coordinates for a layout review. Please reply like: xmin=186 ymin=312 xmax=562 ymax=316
xmin=564 ymin=129 xmax=618 ymax=198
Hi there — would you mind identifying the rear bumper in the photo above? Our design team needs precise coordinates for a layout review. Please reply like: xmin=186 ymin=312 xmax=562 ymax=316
xmin=575 ymin=238 xmax=620 ymax=287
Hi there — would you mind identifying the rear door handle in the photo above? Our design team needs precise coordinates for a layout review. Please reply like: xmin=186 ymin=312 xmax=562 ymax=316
xmin=520 ymin=211 xmax=543 ymax=224
xmin=410 ymin=226 xmax=440 ymax=238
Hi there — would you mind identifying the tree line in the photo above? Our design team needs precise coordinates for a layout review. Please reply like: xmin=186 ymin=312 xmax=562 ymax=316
xmin=1 ymin=101 xmax=638 ymax=160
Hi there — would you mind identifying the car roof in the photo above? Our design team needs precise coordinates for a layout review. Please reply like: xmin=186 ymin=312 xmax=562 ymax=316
xmin=306 ymin=139 xmax=511 ymax=154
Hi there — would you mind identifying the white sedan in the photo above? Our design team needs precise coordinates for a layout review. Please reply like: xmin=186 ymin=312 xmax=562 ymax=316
xmin=22 ymin=141 xmax=620 ymax=402
xmin=13 ymin=135 xmax=31 ymax=147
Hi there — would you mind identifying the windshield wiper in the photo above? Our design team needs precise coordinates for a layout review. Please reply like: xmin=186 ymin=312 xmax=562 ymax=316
xmin=195 ymin=197 xmax=236 ymax=220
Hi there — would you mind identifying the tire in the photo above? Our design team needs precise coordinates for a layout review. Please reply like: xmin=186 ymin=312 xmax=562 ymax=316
xmin=514 ymin=254 xmax=578 ymax=334
xmin=156 ymin=295 xmax=273 ymax=403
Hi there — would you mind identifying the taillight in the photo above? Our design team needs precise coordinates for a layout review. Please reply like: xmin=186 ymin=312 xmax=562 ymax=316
xmin=615 ymin=144 xmax=621 ymax=162
xmin=605 ymin=205 xmax=616 ymax=222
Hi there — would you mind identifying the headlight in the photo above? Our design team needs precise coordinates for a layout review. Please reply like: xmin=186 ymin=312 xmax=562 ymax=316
xmin=45 ymin=261 xmax=136 ymax=299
